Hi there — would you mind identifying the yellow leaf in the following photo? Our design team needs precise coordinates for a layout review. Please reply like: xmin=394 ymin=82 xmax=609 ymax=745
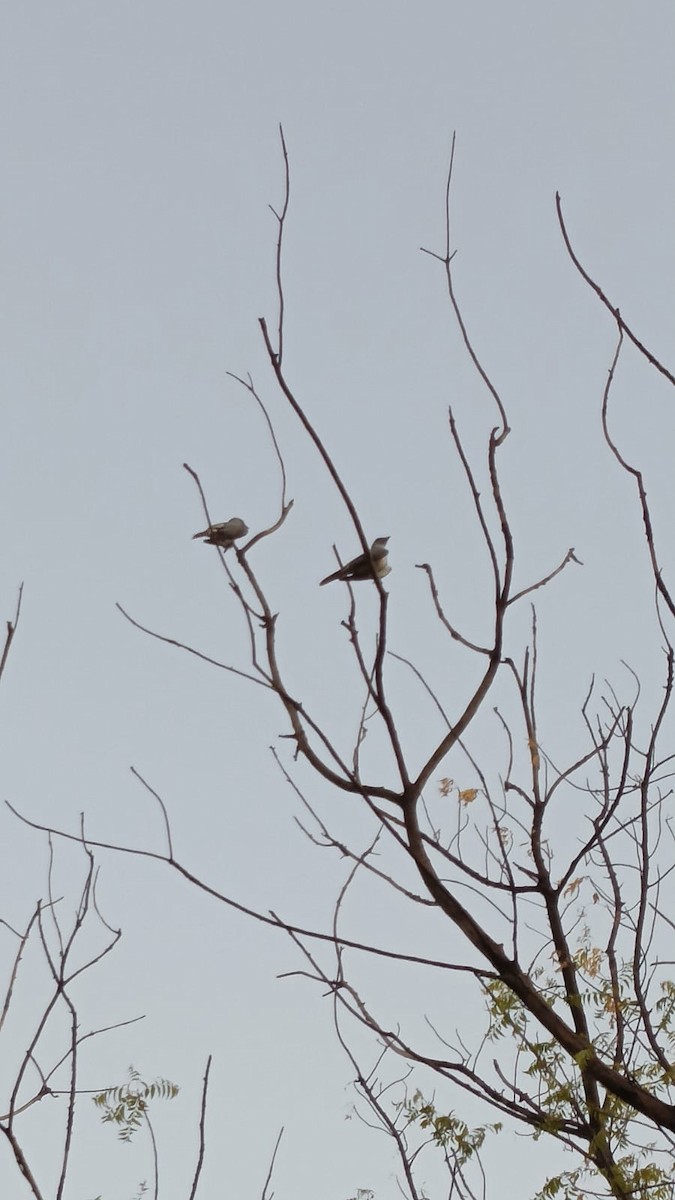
xmin=563 ymin=877 xmax=583 ymax=899
xmin=458 ymin=788 xmax=478 ymax=805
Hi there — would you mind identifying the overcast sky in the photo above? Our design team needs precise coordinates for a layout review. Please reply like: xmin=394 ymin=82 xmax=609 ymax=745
xmin=1 ymin=3 xmax=675 ymax=1198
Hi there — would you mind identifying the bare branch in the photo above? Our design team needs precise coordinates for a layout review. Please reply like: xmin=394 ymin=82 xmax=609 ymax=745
xmin=600 ymin=328 xmax=675 ymax=618
xmin=556 ymin=192 xmax=675 ymax=388
xmin=507 ymin=547 xmax=582 ymax=607
xmin=0 ymin=584 xmax=23 ymax=684
xmin=260 ymin=1125 xmax=284 ymax=1200
xmin=188 ymin=1055 xmax=212 ymax=1200
xmin=226 ymin=371 xmax=290 ymax=514
xmin=116 ymin=601 xmax=272 ymax=690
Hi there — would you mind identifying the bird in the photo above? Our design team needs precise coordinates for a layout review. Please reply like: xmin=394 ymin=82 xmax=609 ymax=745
xmin=192 ymin=518 xmax=249 ymax=549
xmin=320 ymin=537 xmax=391 ymax=586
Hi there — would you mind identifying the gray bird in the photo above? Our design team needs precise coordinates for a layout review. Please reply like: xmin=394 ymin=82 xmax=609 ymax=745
xmin=320 ymin=537 xmax=391 ymax=586
xmin=192 ymin=517 xmax=249 ymax=549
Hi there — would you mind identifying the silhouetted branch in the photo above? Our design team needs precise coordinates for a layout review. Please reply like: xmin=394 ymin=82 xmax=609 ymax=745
xmin=0 ymin=584 xmax=23 ymax=684
xmin=187 ymin=1055 xmax=212 ymax=1200
xmin=556 ymin=192 xmax=675 ymax=388
xmin=260 ymin=1124 xmax=284 ymax=1200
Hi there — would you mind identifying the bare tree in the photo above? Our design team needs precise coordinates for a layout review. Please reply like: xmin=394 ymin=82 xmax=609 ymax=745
xmin=15 ymin=133 xmax=675 ymax=1199
xmin=0 ymin=597 xmax=215 ymax=1199
xmin=0 ymin=819 xmax=220 ymax=1199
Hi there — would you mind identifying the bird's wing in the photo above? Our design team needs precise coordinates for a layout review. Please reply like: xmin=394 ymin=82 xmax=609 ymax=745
xmin=320 ymin=549 xmax=372 ymax=585
xmin=193 ymin=518 xmax=248 ymax=541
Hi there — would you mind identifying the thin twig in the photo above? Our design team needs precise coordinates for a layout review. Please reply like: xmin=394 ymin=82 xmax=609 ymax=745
xmin=260 ymin=1125 xmax=284 ymax=1200
xmin=131 ymin=767 xmax=174 ymax=861
xmin=0 ymin=584 xmax=23 ymax=683
xmin=116 ymin=602 xmax=271 ymax=690
xmin=269 ymin=123 xmax=290 ymax=365
xmin=188 ymin=1055 xmax=212 ymax=1200
xmin=507 ymin=547 xmax=582 ymax=606
xmin=226 ymin=372 xmax=290 ymax=513
xmin=599 ymin=328 xmax=675 ymax=618
xmin=556 ymin=192 xmax=675 ymax=388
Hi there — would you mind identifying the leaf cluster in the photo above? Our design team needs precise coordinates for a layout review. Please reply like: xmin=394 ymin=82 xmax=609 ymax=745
xmin=93 ymin=1067 xmax=179 ymax=1144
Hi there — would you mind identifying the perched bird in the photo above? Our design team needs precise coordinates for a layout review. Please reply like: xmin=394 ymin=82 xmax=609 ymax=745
xmin=320 ymin=536 xmax=391 ymax=586
xmin=192 ymin=517 xmax=249 ymax=549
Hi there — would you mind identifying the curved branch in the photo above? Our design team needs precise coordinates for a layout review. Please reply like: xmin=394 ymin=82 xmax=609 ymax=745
xmin=507 ymin=547 xmax=582 ymax=607
xmin=6 ymin=799 xmax=495 ymax=980
xmin=556 ymin=192 xmax=675 ymax=389
xmin=600 ymin=329 xmax=675 ymax=618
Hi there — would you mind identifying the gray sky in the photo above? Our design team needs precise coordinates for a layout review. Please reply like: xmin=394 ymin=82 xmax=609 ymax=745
xmin=1 ymin=2 xmax=675 ymax=1197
